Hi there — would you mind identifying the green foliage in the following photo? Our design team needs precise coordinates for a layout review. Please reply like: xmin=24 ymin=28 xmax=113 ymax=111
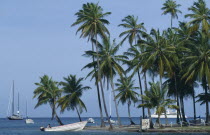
xmin=72 ymin=2 xmax=111 ymax=40
xmin=115 ymin=75 xmax=139 ymax=105
xmin=118 ymin=15 xmax=146 ymax=46
xmin=58 ymin=75 xmax=91 ymax=114
xmin=33 ymin=75 xmax=62 ymax=119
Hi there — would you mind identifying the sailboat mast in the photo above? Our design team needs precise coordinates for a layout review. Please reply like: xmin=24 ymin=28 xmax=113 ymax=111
xmin=18 ymin=92 xmax=19 ymax=112
xmin=12 ymin=80 xmax=14 ymax=115
xmin=26 ymin=100 xmax=27 ymax=117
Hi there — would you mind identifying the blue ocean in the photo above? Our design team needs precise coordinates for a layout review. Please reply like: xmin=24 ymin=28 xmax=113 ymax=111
xmin=0 ymin=117 xmax=208 ymax=135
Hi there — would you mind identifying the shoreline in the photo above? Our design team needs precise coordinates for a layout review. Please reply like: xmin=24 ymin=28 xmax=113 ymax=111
xmin=84 ymin=125 xmax=210 ymax=133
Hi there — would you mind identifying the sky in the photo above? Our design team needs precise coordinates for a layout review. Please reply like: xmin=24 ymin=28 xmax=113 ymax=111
xmin=0 ymin=0 xmax=209 ymax=118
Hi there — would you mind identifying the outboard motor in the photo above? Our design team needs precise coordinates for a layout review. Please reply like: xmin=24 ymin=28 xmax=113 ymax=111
xmin=40 ymin=127 xmax=45 ymax=131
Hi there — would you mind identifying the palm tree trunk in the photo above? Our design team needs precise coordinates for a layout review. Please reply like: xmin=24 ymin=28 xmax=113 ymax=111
xmin=180 ymin=96 xmax=187 ymax=123
xmin=148 ymin=108 xmax=154 ymax=129
xmin=55 ymin=113 xmax=63 ymax=125
xmin=75 ymin=106 xmax=82 ymax=122
xmin=192 ymin=88 xmax=196 ymax=120
xmin=95 ymin=34 xmax=113 ymax=129
xmin=144 ymin=72 xmax=148 ymax=91
xmin=138 ymin=70 xmax=145 ymax=118
xmin=164 ymin=111 xmax=169 ymax=126
xmin=50 ymin=104 xmax=63 ymax=125
xmin=171 ymin=15 xmax=173 ymax=28
xmin=174 ymin=72 xmax=181 ymax=124
xmin=91 ymin=41 xmax=105 ymax=127
xmin=205 ymin=81 xmax=209 ymax=124
xmin=158 ymin=113 xmax=161 ymax=127
xmin=110 ymin=79 xmax=122 ymax=126
xmin=128 ymin=99 xmax=135 ymax=125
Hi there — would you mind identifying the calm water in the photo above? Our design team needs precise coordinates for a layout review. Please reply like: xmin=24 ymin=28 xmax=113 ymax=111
xmin=0 ymin=117 xmax=208 ymax=135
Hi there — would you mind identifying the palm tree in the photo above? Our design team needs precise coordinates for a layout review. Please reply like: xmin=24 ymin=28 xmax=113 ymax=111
xmin=185 ymin=0 xmax=210 ymax=34
xmin=124 ymin=46 xmax=145 ymax=118
xmin=83 ymin=37 xmax=128 ymax=126
xmin=118 ymin=15 xmax=146 ymax=47
xmin=161 ymin=0 xmax=182 ymax=28
xmin=58 ymin=75 xmax=91 ymax=122
xmin=33 ymin=75 xmax=63 ymax=125
xmin=140 ymin=29 xmax=176 ymax=90
xmin=115 ymin=75 xmax=139 ymax=125
xmin=139 ymin=82 xmax=178 ymax=127
xmin=72 ymin=2 xmax=113 ymax=128
xmin=182 ymin=31 xmax=210 ymax=123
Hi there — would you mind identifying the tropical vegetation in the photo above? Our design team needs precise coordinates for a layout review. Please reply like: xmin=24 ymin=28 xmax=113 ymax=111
xmin=33 ymin=0 xmax=210 ymax=129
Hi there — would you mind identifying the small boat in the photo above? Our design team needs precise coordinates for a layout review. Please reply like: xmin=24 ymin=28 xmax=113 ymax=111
xmin=151 ymin=109 xmax=188 ymax=118
xmin=26 ymin=118 xmax=34 ymax=124
xmin=25 ymin=100 xmax=34 ymax=124
xmin=7 ymin=81 xmax=23 ymax=120
xmin=87 ymin=118 xmax=95 ymax=123
xmin=104 ymin=119 xmax=116 ymax=124
xmin=40 ymin=121 xmax=87 ymax=132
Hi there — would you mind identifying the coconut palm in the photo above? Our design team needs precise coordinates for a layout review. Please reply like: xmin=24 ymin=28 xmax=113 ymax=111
xmin=72 ymin=2 xmax=113 ymax=128
xmin=83 ymin=37 xmax=128 ymax=126
xmin=115 ymin=75 xmax=139 ymax=125
xmin=182 ymin=31 xmax=210 ymax=123
xmin=124 ymin=46 xmax=145 ymax=118
xmin=140 ymin=29 xmax=176 ymax=90
xmin=185 ymin=0 xmax=210 ymax=34
xmin=58 ymin=75 xmax=91 ymax=122
xmin=161 ymin=0 xmax=182 ymax=28
xmin=138 ymin=82 xmax=178 ymax=127
xmin=118 ymin=15 xmax=146 ymax=47
xmin=196 ymin=92 xmax=210 ymax=106
xmin=33 ymin=75 xmax=63 ymax=125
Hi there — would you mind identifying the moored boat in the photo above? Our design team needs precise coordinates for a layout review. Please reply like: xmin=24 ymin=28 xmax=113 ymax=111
xmin=151 ymin=109 xmax=188 ymax=118
xmin=7 ymin=81 xmax=23 ymax=120
xmin=40 ymin=121 xmax=87 ymax=131
xmin=87 ymin=118 xmax=95 ymax=123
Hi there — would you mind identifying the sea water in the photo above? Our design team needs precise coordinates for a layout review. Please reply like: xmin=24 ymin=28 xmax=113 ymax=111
xmin=0 ymin=117 xmax=208 ymax=135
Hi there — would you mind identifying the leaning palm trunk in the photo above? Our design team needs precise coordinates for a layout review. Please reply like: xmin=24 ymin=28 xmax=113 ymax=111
xmin=75 ymin=106 xmax=82 ymax=122
xmin=111 ymin=79 xmax=122 ymax=126
xmin=91 ymin=42 xmax=105 ymax=127
xmin=50 ymin=104 xmax=63 ymax=125
xmin=128 ymin=99 xmax=135 ymax=125
xmin=95 ymin=34 xmax=113 ymax=129
xmin=138 ymin=70 xmax=145 ymax=118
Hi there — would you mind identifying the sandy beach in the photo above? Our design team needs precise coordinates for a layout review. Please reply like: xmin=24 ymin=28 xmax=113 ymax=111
xmin=85 ymin=125 xmax=210 ymax=133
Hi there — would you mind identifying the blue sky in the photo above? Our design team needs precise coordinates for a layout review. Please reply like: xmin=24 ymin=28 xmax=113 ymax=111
xmin=0 ymin=0 xmax=209 ymax=118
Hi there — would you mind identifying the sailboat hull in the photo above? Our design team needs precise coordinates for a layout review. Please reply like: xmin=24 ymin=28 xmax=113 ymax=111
xmin=8 ymin=115 xmax=23 ymax=120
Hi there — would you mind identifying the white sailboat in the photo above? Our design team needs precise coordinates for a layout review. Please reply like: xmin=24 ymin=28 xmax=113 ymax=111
xmin=7 ymin=81 xmax=23 ymax=120
xmin=40 ymin=121 xmax=87 ymax=131
xmin=104 ymin=90 xmax=116 ymax=124
xmin=25 ymin=100 xmax=34 ymax=124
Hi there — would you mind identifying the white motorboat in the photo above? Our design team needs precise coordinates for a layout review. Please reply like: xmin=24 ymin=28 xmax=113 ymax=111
xmin=40 ymin=121 xmax=87 ymax=131
xmin=151 ymin=109 xmax=187 ymax=118
xmin=87 ymin=118 xmax=95 ymax=123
